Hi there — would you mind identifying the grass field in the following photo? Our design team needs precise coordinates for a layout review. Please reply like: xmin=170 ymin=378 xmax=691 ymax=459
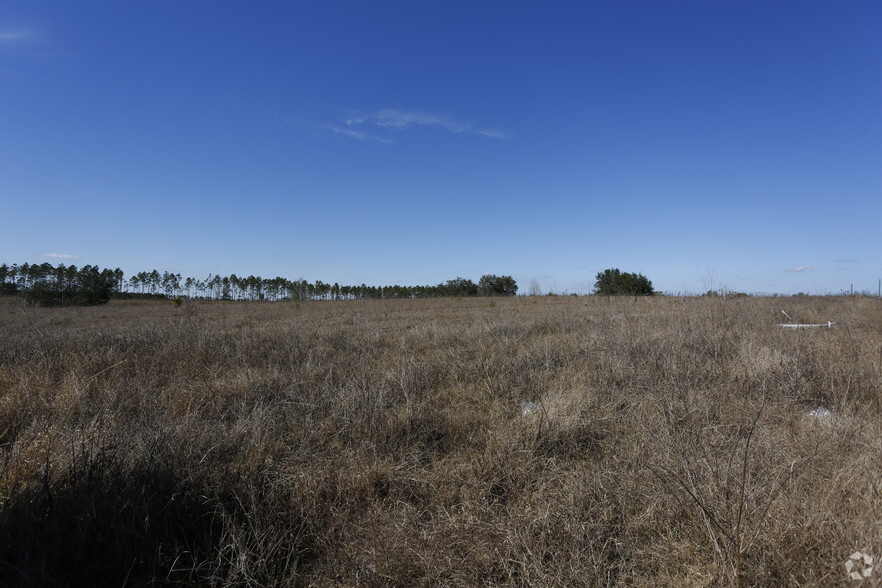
xmin=1 ymin=295 xmax=880 ymax=586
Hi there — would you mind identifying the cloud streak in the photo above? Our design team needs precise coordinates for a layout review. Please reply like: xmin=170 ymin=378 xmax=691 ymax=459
xmin=475 ymin=128 xmax=508 ymax=139
xmin=275 ymin=108 xmax=508 ymax=143
xmin=372 ymin=110 xmax=471 ymax=133
xmin=323 ymin=124 xmax=394 ymax=143
xmin=787 ymin=265 xmax=813 ymax=273
xmin=0 ymin=29 xmax=32 ymax=45
xmin=336 ymin=109 xmax=509 ymax=141
xmin=43 ymin=253 xmax=79 ymax=260
xmin=268 ymin=112 xmax=396 ymax=143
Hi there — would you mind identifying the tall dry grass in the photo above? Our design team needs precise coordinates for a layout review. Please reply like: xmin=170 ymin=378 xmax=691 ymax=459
xmin=0 ymin=295 xmax=880 ymax=586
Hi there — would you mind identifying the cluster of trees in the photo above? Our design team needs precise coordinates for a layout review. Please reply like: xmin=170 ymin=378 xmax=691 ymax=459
xmin=0 ymin=263 xmax=121 ymax=306
xmin=593 ymin=268 xmax=655 ymax=296
xmin=0 ymin=263 xmax=519 ymax=305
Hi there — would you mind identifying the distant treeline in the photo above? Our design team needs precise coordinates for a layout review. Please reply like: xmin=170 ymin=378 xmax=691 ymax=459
xmin=0 ymin=262 xmax=517 ymax=306
xmin=1 ymin=263 xmax=120 ymax=306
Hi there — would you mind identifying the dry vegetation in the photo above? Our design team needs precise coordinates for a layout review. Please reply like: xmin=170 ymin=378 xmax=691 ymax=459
xmin=1 ymin=294 xmax=881 ymax=586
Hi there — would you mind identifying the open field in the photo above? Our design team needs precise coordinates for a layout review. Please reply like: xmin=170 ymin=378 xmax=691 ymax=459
xmin=1 ymin=295 xmax=881 ymax=586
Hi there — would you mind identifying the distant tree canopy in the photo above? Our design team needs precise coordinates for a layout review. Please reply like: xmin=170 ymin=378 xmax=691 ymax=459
xmin=478 ymin=274 xmax=518 ymax=296
xmin=593 ymin=268 xmax=654 ymax=296
xmin=3 ymin=263 xmax=121 ymax=306
xmin=1 ymin=262 xmax=518 ymax=303
xmin=0 ymin=264 xmax=19 ymax=296
xmin=443 ymin=277 xmax=479 ymax=297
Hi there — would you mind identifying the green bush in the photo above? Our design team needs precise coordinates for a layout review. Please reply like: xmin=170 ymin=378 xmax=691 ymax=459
xmin=593 ymin=268 xmax=654 ymax=296
xmin=478 ymin=274 xmax=518 ymax=296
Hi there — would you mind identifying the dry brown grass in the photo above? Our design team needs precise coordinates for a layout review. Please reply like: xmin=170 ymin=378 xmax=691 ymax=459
xmin=1 ymin=294 xmax=880 ymax=586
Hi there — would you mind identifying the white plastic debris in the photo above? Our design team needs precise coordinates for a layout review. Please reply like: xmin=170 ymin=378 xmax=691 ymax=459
xmin=520 ymin=401 xmax=540 ymax=416
xmin=845 ymin=551 xmax=874 ymax=581
xmin=808 ymin=407 xmax=832 ymax=418
xmin=778 ymin=310 xmax=838 ymax=328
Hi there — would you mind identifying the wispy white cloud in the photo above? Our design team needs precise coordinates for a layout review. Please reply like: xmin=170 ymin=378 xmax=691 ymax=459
xmin=787 ymin=265 xmax=813 ymax=273
xmin=0 ymin=29 xmax=32 ymax=45
xmin=43 ymin=253 xmax=79 ymax=260
xmin=323 ymin=124 xmax=394 ymax=144
xmin=834 ymin=258 xmax=858 ymax=263
xmin=475 ymin=128 xmax=509 ymax=139
xmin=334 ymin=109 xmax=509 ymax=141
xmin=373 ymin=109 xmax=471 ymax=133
xmin=279 ymin=108 xmax=508 ymax=143
xmin=267 ymin=112 xmax=394 ymax=143
xmin=332 ymin=126 xmax=368 ymax=140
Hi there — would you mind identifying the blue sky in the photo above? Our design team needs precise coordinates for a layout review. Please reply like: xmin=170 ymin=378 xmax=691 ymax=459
xmin=1 ymin=1 xmax=880 ymax=295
